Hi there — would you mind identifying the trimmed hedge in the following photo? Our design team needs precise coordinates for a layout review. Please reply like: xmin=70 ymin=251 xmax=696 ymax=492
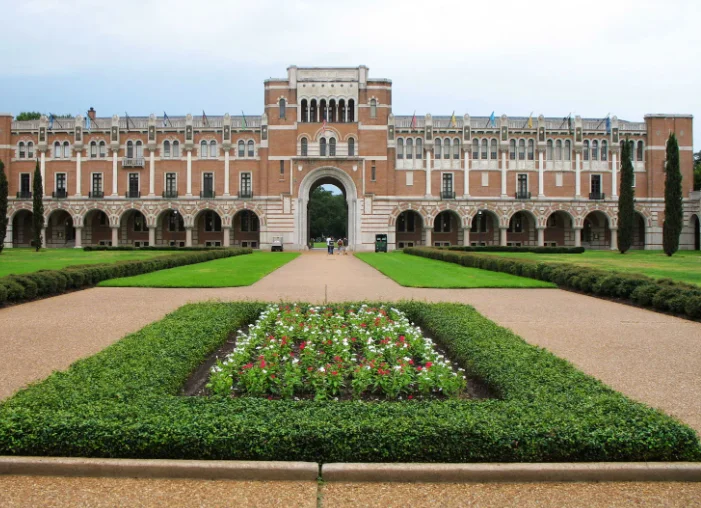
xmin=0 ymin=301 xmax=698 ymax=462
xmin=445 ymin=246 xmax=585 ymax=254
xmin=84 ymin=246 xmax=228 ymax=252
xmin=405 ymin=247 xmax=701 ymax=320
xmin=0 ymin=248 xmax=251 ymax=307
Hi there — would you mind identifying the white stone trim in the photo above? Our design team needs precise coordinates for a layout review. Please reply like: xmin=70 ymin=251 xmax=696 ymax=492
xmin=268 ymin=125 xmax=298 ymax=130
xmin=646 ymin=145 xmax=694 ymax=151
xmin=358 ymin=125 xmax=387 ymax=131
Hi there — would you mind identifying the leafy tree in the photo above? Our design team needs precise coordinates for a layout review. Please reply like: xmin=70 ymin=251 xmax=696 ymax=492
xmin=662 ymin=133 xmax=683 ymax=256
xmin=32 ymin=162 xmax=44 ymax=251
xmin=617 ymin=140 xmax=635 ymax=253
xmin=308 ymin=186 xmax=347 ymax=240
xmin=0 ymin=161 xmax=7 ymax=254
xmin=15 ymin=112 xmax=42 ymax=121
xmin=694 ymin=150 xmax=701 ymax=191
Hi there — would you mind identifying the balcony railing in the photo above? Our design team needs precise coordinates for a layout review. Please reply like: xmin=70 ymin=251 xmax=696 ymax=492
xmin=122 ymin=157 xmax=145 ymax=168
xmin=515 ymin=191 xmax=532 ymax=200
xmin=52 ymin=189 xmax=68 ymax=199
xmin=162 ymin=190 xmax=179 ymax=199
xmin=440 ymin=190 xmax=456 ymax=199
xmin=16 ymin=191 xmax=32 ymax=199
xmin=589 ymin=192 xmax=606 ymax=200
xmin=200 ymin=190 xmax=215 ymax=199
xmin=238 ymin=190 xmax=253 ymax=199
xmin=89 ymin=191 xmax=104 ymax=198
xmin=125 ymin=190 xmax=141 ymax=198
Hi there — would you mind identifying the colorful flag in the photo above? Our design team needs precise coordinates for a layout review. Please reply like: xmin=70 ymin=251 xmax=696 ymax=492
xmin=489 ymin=111 xmax=495 ymax=128
xmin=527 ymin=113 xmax=533 ymax=129
xmin=450 ymin=111 xmax=457 ymax=128
xmin=85 ymin=114 xmax=91 ymax=132
xmin=48 ymin=114 xmax=54 ymax=130
xmin=605 ymin=116 xmax=611 ymax=134
xmin=202 ymin=110 xmax=208 ymax=127
xmin=125 ymin=112 xmax=133 ymax=129
xmin=163 ymin=111 xmax=171 ymax=128
xmin=567 ymin=115 xmax=573 ymax=134
xmin=410 ymin=111 xmax=417 ymax=131
xmin=241 ymin=111 xmax=248 ymax=129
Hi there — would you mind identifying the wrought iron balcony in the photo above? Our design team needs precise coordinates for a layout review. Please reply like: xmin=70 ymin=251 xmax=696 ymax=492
xmin=200 ymin=190 xmax=216 ymax=199
xmin=440 ymin=190 xmax=456 ymax=199
xmin=515 ymin=191 xmax=532 ymax=200
xmin=238 ymin=190 xmax=253 ymax=199
xmin=125 ymin=190 xmax=141 ymax=198
xmin=589 ymin=192 xmax=606 ymax=200
xmin=122 ymin=157 xmax=145 ymax=168
xmin=89 ymin=191 xmax=104 ymax=198
xmin=16 ymin=191 xmax=32 ymax=199
xmin=162 ymin=190 xmax=179 ymax=199
xmin=52 ymin=189 xmax=68 ymax=199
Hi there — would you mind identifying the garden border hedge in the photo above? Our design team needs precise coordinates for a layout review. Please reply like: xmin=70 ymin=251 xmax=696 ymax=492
xmin=83 ymin=246 xmax=229 ymax=252
xmin=405 ymin=247 xmax=701 ymax=320
xmin=0 ymin=248 xmax=251 ymax=306
xmin=444 ymin=246 xmax=585 ymax=254
xmin=0 ymin=301 xmax=698 ymax=463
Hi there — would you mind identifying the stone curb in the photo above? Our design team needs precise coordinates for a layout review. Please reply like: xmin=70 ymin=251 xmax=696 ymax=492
xmin=0 ymin=457 xmax=319 ymax=481
xmin=321 ymin=463 xmax=701 ymax=483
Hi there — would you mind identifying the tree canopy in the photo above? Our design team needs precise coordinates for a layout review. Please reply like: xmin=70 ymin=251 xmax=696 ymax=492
xmin=308 ymin=186 xmax=347 ymax=241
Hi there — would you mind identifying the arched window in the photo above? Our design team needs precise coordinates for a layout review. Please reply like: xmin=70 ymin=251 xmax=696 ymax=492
xmin=509 ymin=139 xmax=516 ymax=160
xmin=238 ymin=140 xmax=245 ymax=157
xmin=54 ymin=141 xmax=61 ymax=158
xmin=247 ymin=140 xmax=254 ymax=157
xmin=564 ymin=140 xmax=571 ymax=161
xmin=279 ymin=98 xmax=286 ymax=119
xmin=164 ymin=140 xmax=171 ymax=158
xmin=301 ymin=137 xmax=308 ymax=157
xmin=310 ymin=99 xmax=317 ymax=123
xmin=416 ymin=138 xmax=422 ymax=158
xmin=200 ymin=140 xmax=208 ymax=158
xmin=637 ymin=141 xmax=644 ymax=162
xmin=406 ymin=138 xmax=413 ymax=160
xmin=348 ymin=99 xmax=355 ymax=122
xmin=453 ymin=138 xmax=460 ymax=159
xmin=329 ymin=99 xmax=336 ymax=123
xmin=301 ymin=99 xmax=308 ymax=123
xmin=172 ymin=140 xmax=180 ymax=158
xmin=592 ymin=140 xmax=599 ymax=160
xmin=339 ymin=99 xmax=346 ymax=122
xmin=527 ymin=139 xmax=534 ymax=161
xmin=397 ymin=138 xmax=404 ymax=160
xmin=90 ymin=141 xmax=97 ymax=158
xmin=490 ymin=139 xmax=497 ymax=160
xmin=329 ymin=137 xmax=336 ymax=156
xmin=63 ymin=141 xmax=70 ymax=158
xmin=135 ymin=140 xmax=143 ymax=158
xmin=320 ymin=137 xmax=327 ymax=157
xmin=348 ymin=137 xmax=355 ymax=157
xmin=127 ymin=141 xmax=134 ymax=158
xmin=27 ymin=141 xmax=34 ymax=158
xmin=583 ymin=140 xmax=590 ymax=161
xmin=628 ymin=140 xmax=635 ymax=162
xmin=472 ymin=139 xmax=479 ymax=159
xmin=443 ymin=138 xmax=450 ymax=159
xmin=370 ymin=98 xmax=377 ymax=118
xmin=19 ymin=142 xmax=26 ymax=158
xmin=601 ymin=140 xmax=608 ymax=161
xmin=320 ymin=99 xmax=327 ymax=121
xmin=555 ymin=140 xmax=562 ymax=160
xmin=210 ymin=140 xmax=217 ymax=158
xmin=434 ymin=138 xmax=441 ymax=159
xmin=546 ymin=140 xmax=553 ymax=160
xmin=481 ymin=139 xmax=488 ymax=160
xmin=518 ymin=139 xmax=526 ymax=160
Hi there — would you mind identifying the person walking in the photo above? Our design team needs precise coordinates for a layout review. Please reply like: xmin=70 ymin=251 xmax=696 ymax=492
xmin=343 ymin=237 xmax=349 ymax=255
xmin=337 ymin=237 xmax=343 ymax=255
xmin=329 ymin=237 xmax=335 ymax=255
xmin=326 ymin=236 xmax=332 ymax=255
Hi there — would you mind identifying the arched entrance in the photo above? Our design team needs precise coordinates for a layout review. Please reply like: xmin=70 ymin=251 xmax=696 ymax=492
xmin=297 ymin=167 xmax=358 ymax=250
xmin=396 ymin=210 xmax=423 ymax=248
xmin=432 ymin=210 xmax=462 ymax=247
xmin=470 ymin=209 xmax=499 ymax=246
xmin=194 ymin=209 xmax=224 ymax=247
xmin=692 ymin=214 xmax=700 ymax=251
xmin=632 ymin=212 xmax=646 ymax=250
xmin=544 ymin=211 xmax=575 ymax=247
xmin=119 ymin=209 xmax=149 ymax=247
xmin=233 ymin=210 xmax=260 ymax=248
xmin=582 ymin=211 xmax=611 ymax=249
xmin=158 ymin=209 xmax=185 ymax=247
xmin=12 ymin=210 xmax=34 ymax=247
xmin=307 ymin=182 xmax=348 ymax=248
xmin=506 ymin=211 xmax=536 ymax=247
xmin=84 ymin=209 xmax=112 ymax=246
xmin=46 ymin=210 xmax=75 ymax=248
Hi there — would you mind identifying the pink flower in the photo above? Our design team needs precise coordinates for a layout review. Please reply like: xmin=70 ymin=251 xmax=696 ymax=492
xmin=425 ymin=362 xmax=433 ymax=369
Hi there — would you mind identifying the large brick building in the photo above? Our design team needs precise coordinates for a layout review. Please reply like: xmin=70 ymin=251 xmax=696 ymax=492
xmin=2 ymin=65 xmax=700 ymax=251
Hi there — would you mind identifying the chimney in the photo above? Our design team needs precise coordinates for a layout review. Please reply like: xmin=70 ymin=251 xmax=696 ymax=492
xmin=88 ymin=107 xmax=96 ymax=121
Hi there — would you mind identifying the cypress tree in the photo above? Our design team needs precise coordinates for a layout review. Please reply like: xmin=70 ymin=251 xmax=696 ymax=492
xmin=0 ymin=161 xmax=8 ymax=254
xmin=32 ymin=161 xmax=44 ymax=252
xmin=617 ymin=140 xmax=635 ymax=253
xmin=663 ymin=133 xmax=683 ymax=256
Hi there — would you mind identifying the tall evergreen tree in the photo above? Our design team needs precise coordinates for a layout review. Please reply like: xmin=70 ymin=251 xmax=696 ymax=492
xmin=617 ymin=140 xmax=635 ymax=253
xmin=662 ymin=133 xmax=683 ymax=256
xmin=32 ymin=162 xmax=44 ymax=252
xmin=0 ymin=161 xmax=8 ymax=254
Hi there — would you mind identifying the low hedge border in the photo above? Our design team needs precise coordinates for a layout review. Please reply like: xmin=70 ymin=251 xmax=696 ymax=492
xmin=0 ymin=301 xmax=698 ymax=463
xmin=444 ymin=246 xmax=585 ymax=254
xmin=83 ymin=246 xmax=230 ymax=252
xmin=405 ymin=247 xmax=701 ymax=321
xmin=0 ymin=248 xmax=251 ymax=307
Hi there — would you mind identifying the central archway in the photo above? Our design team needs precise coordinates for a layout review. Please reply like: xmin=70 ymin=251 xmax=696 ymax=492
xmin=297 ymin=167 xmax=358 ymax=250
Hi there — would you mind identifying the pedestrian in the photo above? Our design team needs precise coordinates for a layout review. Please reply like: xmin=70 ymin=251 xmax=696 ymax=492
xmin=329 ymin=237 xmax=335 ymax=255
xmin=326 ymin=236 xmax=332 ymax=255
xmin=343 ymin=237 xmax=349 ymax=255
xmin=337 ymin=237 xmax=343 ymax=255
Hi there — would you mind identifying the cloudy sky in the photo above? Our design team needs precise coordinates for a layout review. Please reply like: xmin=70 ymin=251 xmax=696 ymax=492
xmin=2 ymin=0 xmax=699 ymax=148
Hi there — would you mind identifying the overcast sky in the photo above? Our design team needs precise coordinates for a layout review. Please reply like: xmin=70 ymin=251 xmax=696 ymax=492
xmin=2 ymin=0 xmax=699 ymax=149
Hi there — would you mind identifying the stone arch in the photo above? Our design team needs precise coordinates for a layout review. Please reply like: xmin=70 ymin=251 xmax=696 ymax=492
xmin=633 ymin=205 xmax=654 ymax=228
xmin=388 ymin=202 xmax=431 ymax=227
xmin=193 ymin=208 xmax=225 ymax=247
xmin=82 ymin=208 xmax=113 ymax=246
xmin=46 ymin=208 xmax=75 ymax=247
xmin=119 ymin=208 xmax=149 ymax=246
xmin=543 ymin=207 xmax=577 ymax=229
xmin=468 ymin=208 xmax=500 ymax=246
xmin=432 ymin=208 xmax=464 ymax=246
xmin=544 ymin=210 xmax=576 ymax=247
xmin=157 ymin=208 xmax=186 ymax=247
xmin=230 ymin=201 xmax=267 ymax=228
xmin=11 ymin=209 xmax=34 ymax=247
xmin=582 ymin=210 xmax=612 ymax=249
xmin=232 ymin=208 xmax=260 ymax=248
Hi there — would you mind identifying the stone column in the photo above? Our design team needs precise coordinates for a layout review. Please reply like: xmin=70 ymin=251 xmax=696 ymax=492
xmin=148 ymin=226 xmax=156 ymax=246
xmin=41 ymin=227 xmax=46 ymax=248
xmin=223 ymin=226 xmax=231 ymax=247
xmin=537 ymin=226 xmax=545 ymax=247
xmin=501 ymin=151 xmax=507 ymax=197
xmin=186 ymin=150 xmax=192 ymax=196
xmin=574 ymin=226 xmax=582 ymax=248
xmin=425 ymin=150 xmax=432 ymax=196
xmin=112 ymin=149 xmax=119 ymax=196
xmin=424 ymin=228 xmax=432 ymax=247
xmin=74 ymin=227 xmax=82 ymax=248
xmin=462 ymin=227 xmax=470 ymax=246
xmin=611 ymin=152 xmax=618 ymax=199
xmin=499 ymin=226 xmax=508 ymax=246
xmin=224 ymin=150 xmax=231 ymax=196
xmin=463 ymin=152 xmax=470 ymax=197
xmin=75 ymin=151 xmax=82 ymax=196
xmin=111 ymin=227 xmax=119 ymax=247
xmin=185 ymin=227 xmax=193 ymax=247
xmin=610 ymin=227 xmax=618 ymax=251
xmin=149 ymin=149 xmax=155 ymax=196
xmin=4 ymin=224 xmax=12 ymax=249
xmin=538 ymin=150 xmax=545 ymax=197
xmin=575 ymin=151 xmax=581 ymax=198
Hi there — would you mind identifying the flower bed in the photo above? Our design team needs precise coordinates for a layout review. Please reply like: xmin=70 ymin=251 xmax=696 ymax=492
xmin=208 ymin=304 xmax=466 ymax=400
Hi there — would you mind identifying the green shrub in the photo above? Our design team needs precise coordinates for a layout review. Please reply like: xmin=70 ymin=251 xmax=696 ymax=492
xmin=445 ymin=246 xmax=585 ymax=254
xmin=652 ymin=287 xmax=679 ymax=312
xmin=685 ymin=296 xmax=701 ymax=319
xmin=0 ymin=284 xmax=7 ymax=305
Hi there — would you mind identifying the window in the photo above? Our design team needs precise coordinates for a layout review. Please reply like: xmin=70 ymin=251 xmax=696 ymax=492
xmin=339 ymin=99 xmax=346 ymax=123
xmin=481 ymin=139 xmax=488 ymax=160
xmin=434 ymin=138 xmax=441 ymax=159
xmin=442 ymin=173 xmax=453 ymax=196
xmin=370 ymin=98 xmax=377 ymax=118
xmin=135 ymin=141 xmax=143 ymax=158
xmin=583 ymin=140 xmax=590 ymax=161
xmin=210 ymin=140 xmax=217 ymax=158
xmin=168 ymin=211 xmax=184 ymax=232
xmin=240 ymin=210 xmax=259 ymax=232
xmin=238 ymin=140 xmax=245 ymax=157
xmin=527 ymin=139 xmax=534 ymax=161
xmin=397 ymin=138 xmax=404 ymax=159
xmin=56 ymin=173 xmax=66 ymax=192
xmin=63 ymin=141 xmax=70 ymax=158
xmin=472 ymin=139 xmax=479 ymax=159
xmin=320 ymin=138 xmax=327 ymax=157
xmin=518 ymin=139 xmax=525 ymax=161
xmin=128 ymin=173 xmax=139 ymax=197
xmin=434 ymin=212 xmax=451 ymax=233
xmin=517 ymin=173 xmax=528 ymax=196
xmin=310 ymin=99 xmax=317 ymax=123
xmin=564 ymin=140 xmax=571 ymax=161
xmin=591 ymin=174 xmax=602 ymax=195
xmin=546 ymin=140 xmax=553 ymax=160
xmin=133 ymin=213 xmax=147 ymax=232
xmin=164 ymin=140 xmax=171 ymax=158
xmin=301 ymin=137 xmax=308 ymax=156
xmin=348 ymin=99 xmax=355 ymax=122
xmin=601 ymin=140 xmax=608 ymax=161
xmin=348 ymin=138 xmax=355 ymax=157
xmin=18 ymin=142 xmax=26 ymax=158
xmin=371 ymin=163 xmax=376 ymax=181
xmin=555 ymin=140 xmax=562 ymax=160
xmin=406 ymin=138 xmax=413 ymax=160
xmin=27 ymin=142 xmax=34 ymax=158
xmin=443 ymin=138 xmax=450 ymax=159
xmin=240 ymin=172 xmax=252 ymax=195
xmin=397 ymin=212 xmax=415 ymax=233
xmin=508 ymin=213 xmax=524 ymax=233
xmin=90 ymin=141 xmax=97 ymax=158
xmin=279 ymin=160 xmax=285 ymax=177
xmin=92 ymin=173 xmax=102 ymax=195
xmin=172 ymin=140 xmax=180 ymax=158
xmin=471 ymin=212 xmax=488 ymax=233
xmin=637 ymin=141 xmax=644 ymax=162
xmin=127 ymin=141 xmax=134 ymax=158
xmin=301 ymin=99 xmax=308 ymax=122
xmin=20 ymin=173 xmax=31 ymax=194
xmin=204 ymin=211 xmax=221 ymax=232
xmin=453 ymin=138 xmax=460 ymax=159
xmin=628 ymin=140 xmax=635 ymax=162
xmin=166 ymin=173 xmax=177 ymax=194
xmin=203 ymin=173 xmax=214 ymax=196
xmin=247 ymin=140 xmax=254 ymax=157
xmin=416 ymin=138 xmax=422 ymax=158
xmin=592 ymin=140 xmax=599 ymax=160
xmin=53 ymin=142 xmax=61 ymax=158
xmin=200 ymin=140 xmax=208 ymax=158
xmin=279 ymin=98 xmax=286 ymax=119
xmin=329 ymin=138 xmax=336 ymax=156
xmin=509 ymin=139 xmax=516 ymax=160
xmin=490 ymin=139 xmax=497 ymax=160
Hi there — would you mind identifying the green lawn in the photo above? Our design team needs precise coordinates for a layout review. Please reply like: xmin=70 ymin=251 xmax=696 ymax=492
xmin=99 ymin=252 xmax=299 ymax=287
xmin=355 ymin=252 xmax=555 ymax=288
xmin=483 ymin=250 xmax=701 ymax=287
xmin=313 ymin=242 xmax=327 ymax=249
xmin=0 ymin=248 xmax=169 ymax=277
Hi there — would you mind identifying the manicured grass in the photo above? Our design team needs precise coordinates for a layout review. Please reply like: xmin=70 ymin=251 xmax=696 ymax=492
xmin=0 ymin=248 xmax=169 ymax=277
xmin=355 ymin=252 xmax=555 ymax=288
xmin=98 ymin=252 xmax=299 ymax=287
xmin=484 ymin=250 xmax=701 ymax=286
xmin=313 ymin=242 xmax=327 ymax=249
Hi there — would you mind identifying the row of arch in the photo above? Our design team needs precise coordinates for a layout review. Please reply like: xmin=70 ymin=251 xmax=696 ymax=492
xmin=300 ymin=98 xmax=356 ymax=123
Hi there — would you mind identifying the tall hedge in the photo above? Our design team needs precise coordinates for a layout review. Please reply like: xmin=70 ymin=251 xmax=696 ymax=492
xmin=617 ymin=140 xmax=635 ymax=253
xmin=31 ymin=162 xmax=44 ymax=251
xmin=0 ymin=161 xmax=7 ymax=254
xmin=663 ymin=133 xmax=683 ymax=256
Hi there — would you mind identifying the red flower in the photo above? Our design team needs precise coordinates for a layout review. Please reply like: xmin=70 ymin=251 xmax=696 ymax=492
xmin=334 ymin=355 xmax=342 ymax=363
xmin=331 ymin=371 xmax=338 ymax=376
xmin=299 ymin=341 xmax=307 ymax=350
xmin=409 ymin=359 xmax=414 ymax=365
xmin=270 ymin=374 xmax=276 ymax=379
xmin=408 ymin=395 xmax=413 ymax=400
xmin=351 ymin=337 xmax=357 ymax=342
xmin=260 ymin=360 xmax=267 ymax=368
xmin=425 ymin=362 xmax=433 ymax=369
xmin=417 ymin=366 xmax=423 ymax=371
xmin=360 ymin=323 xmax=367 ymax=328
xmin=307 ymin=367 xmax=313 ymax=372
xmin=399 ymin=335 xmax=405 ymax=342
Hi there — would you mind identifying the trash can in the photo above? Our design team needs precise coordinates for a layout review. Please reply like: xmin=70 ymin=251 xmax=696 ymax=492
xmin=374 ymin=234 xmax=388 ymax=253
